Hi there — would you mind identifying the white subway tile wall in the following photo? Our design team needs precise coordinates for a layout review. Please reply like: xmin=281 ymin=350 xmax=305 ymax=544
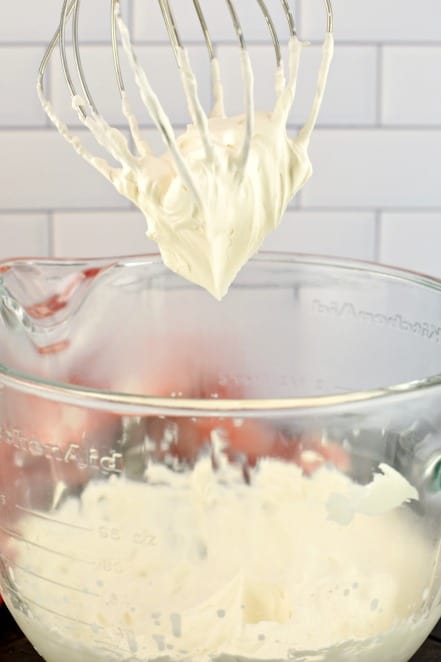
xmin=1 ymin=1 xmax=440 ymax=276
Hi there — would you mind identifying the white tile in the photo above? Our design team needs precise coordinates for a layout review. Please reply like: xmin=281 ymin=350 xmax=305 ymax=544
xmin=0 ymin=130 xmax=131 ymax=210
xmin=53 ymin=211 xmax=157 ymax=258
xmin=2 ymin=0 xmax=128 ymax=43
xmin=0 ymin=47 xmax=47 ymax=126
xmin=294 ymin=44 xmax=377 ymax=126
xmin=132 ymin=0 xmax=291 ymax=43
xmin=262 ymin=210 xmax=375 ymax=260
xmin=2 ymin=1 xmax=61 ymax=43
xmin=74 ymin=0 xmax=129 ymax=41
xmin=301 ymin=130 xmax=441 ymax=208
xmin=50 ymin=44 xmax=211 ymax=127
xmin=0 ymin=214 xmax=49 ymax=259
xmin=54 ymin=211 xmax=376 ymax=263
xmin=379 ymin=212 xmax=441 ymax=278
xmin=382 ymin=47 xmax=441 ymax=125
xmin=216 ymin=43 xmax=377 ymax=125
xmin=299 ymin=0 xmax=441 ymax=42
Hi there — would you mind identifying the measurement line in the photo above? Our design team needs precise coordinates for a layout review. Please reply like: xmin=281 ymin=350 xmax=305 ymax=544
xmin=93 ymin=639 xmax=132 ymax=655
xmin=15 ymin=505 xmax=93 ymax=532
xmin=5 ymin=579 xmax=131 ymax=656
xmin=0 ymin=551 xmax=14 ymax=564
xmin=10 ymin=559 xmax=100 ymax=598
xmin=6 ymin=584 xmax=105 ymax=630
xmin=0 ymin=524 xmax=94 ymax=565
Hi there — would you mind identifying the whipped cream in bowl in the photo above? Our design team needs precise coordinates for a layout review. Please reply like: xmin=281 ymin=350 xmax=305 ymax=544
xmin=4 ymin=441 xmax=441 ymax=662
xmin=2 ymin=254 xmax=441 ymax=662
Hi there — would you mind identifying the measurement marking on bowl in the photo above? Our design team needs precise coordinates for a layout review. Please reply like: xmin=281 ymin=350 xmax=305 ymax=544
xmin=15 ymin=505 xmax=93 ymax=532
xmin=11 ymin=559 xmax=100 ymax=597
xmin=93 ymin=640 xmax=132 ymax=656
xmin=0 ymin=524 xmax=94 ymax=565
xmin=6 ymin=583 xmax=106 ymax=629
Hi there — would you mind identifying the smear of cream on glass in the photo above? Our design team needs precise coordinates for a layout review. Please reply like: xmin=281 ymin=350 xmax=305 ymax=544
xmin=326 ymin=463 xmax=419 ymax=525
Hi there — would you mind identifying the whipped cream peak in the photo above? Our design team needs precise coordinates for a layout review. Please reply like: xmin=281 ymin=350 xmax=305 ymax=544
xmin=38 ymin=9 xmax=334 ymax=299
xmin=147 ymin=112 xmax=312 ymax=299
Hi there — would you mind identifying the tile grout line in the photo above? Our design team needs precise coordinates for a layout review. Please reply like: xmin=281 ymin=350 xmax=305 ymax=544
xmin=47 ymin=212 xmax=55 ymax=258
xmin=3 ymin=206 xmax=441 ymax=215
xmin=373 ymin=210 xmax=382 ymax=262
xmin=376 ymin=44 xmax=383 ymax=127
xmin=6 ymin=124 xmax=441 ymax=132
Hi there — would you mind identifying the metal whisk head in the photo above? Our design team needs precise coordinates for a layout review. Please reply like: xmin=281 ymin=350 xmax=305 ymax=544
xmin=37 ymin=1 xmax=334 ymax=298
xmin=38 ymin=1 xmax=333 ymax=173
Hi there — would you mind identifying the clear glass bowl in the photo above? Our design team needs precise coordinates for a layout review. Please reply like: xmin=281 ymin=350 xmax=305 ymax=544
xmin=1 ymin=253 xmax=441 ymax=662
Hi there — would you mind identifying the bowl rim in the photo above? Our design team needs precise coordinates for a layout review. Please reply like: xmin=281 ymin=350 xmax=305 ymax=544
xmin=1 ymin=251 xmax=441 ymax=417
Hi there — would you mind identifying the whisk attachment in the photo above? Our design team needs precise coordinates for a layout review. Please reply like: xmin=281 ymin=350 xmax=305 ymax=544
xmin=38 ymin=1 xmax=331 ymax=158
xmin=37 ymin=1 xmax=334 ymax=300
xmin=192 ymin=0 xmax=216 ymax=61
xmin=324 ymin=0 xmax=334 ymax=33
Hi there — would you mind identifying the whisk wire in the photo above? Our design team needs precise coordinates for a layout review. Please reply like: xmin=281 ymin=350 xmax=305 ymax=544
xmin=225 ymin=0 xmax=246 ymax=51
xmin=191 ymin=0 xmax=225 ymax=117
xmin=157 ymin=0 xmax=215 ymax=162
xmin=38 ymin=0 xmax=333 ymax=204
xmin=192 ymin=0 xmax=216 ymax=61
xmin=158 ymin=0 xmax=183 ymax=52
xmin=111 ymin=0 xmax=126 ymax=95
xmin=255 ymin=0 xmax=282 ymax=67
xmin=111 ymin=1 xmax=153 ymax=158
xmin=73 ymin=0 xmax=100 ymax=117
xmin=115 ymin=8 xmax=203 ymax=207
xmin=224 ymin=0 xmax=254 ymax=169
xmin=60 ymin=0 xmax=137 ymax=173
xmin=59 ymin=0 xmax=86 ymax=119
xmin=280 ymin=0 xmax=296 ymax=37
xmin=324 ymin=0 xmax=333 ymax=33
xmin=40 ymin=0 xmax=330 ymax=112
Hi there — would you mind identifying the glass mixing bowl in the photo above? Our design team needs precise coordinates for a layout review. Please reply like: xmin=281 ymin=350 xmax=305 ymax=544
xmin=1 ymin=253 xmax=441 ymax=662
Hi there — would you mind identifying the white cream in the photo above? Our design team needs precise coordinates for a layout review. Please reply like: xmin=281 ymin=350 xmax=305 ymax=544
xmin=5 ymin=453 xmax=441 ymax=662
xmin=326 ymin=462 xmax=420 ymax=525
xmin=38 ymin=11 xmax=333 ymax=299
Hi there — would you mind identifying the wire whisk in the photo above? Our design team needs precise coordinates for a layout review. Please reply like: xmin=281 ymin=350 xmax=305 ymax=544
xmin=37 ymin=1 xmax=334 ymax=299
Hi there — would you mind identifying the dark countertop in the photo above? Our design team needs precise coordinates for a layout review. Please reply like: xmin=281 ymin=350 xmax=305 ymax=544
xmin=1 ymin=604 xmax=441 ymax=661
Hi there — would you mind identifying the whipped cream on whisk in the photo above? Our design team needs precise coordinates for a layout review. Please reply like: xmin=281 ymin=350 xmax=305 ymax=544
xmin=38 ymin=11 xmax=333 ymax=299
